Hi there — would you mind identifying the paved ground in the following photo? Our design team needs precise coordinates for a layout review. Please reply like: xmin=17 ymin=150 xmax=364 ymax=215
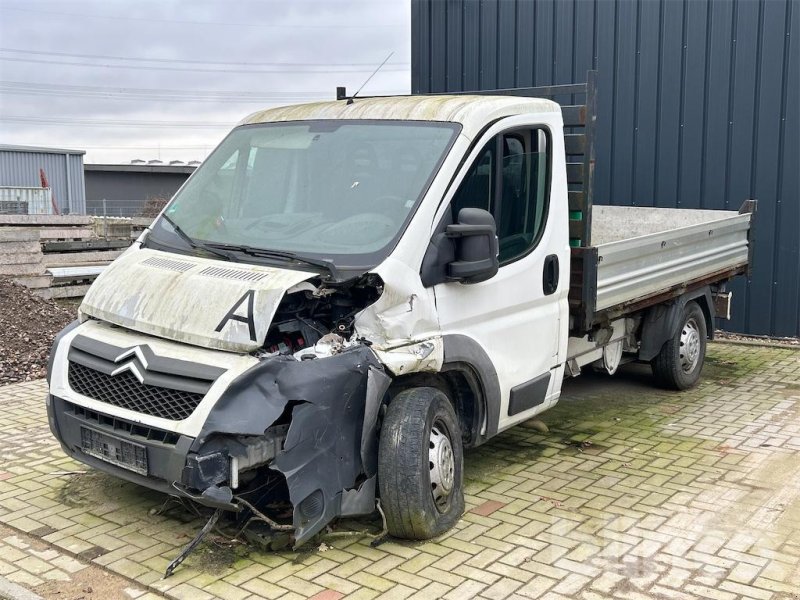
xmin=0 ymin=342 xmax=799 ymax=600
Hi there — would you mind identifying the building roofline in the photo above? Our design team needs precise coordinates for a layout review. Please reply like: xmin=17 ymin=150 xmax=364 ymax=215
xmin=84 ymin=163 xmax=197 ymax=174
xmin=0 ymin=143 xmax=86 ymax=155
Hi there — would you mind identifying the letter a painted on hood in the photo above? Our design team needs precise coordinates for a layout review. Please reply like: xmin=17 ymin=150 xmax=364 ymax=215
xmin=215 ymin=290 xmax=257 ymax=342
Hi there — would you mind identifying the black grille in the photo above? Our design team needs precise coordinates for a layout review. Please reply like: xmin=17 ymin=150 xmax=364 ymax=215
xmin=64 ymin=400 xmax=181 ymax=445
xmin=68 ymin=362 xmax=203 ymax=421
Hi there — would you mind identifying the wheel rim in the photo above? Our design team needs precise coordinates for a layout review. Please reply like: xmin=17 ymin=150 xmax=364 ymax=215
xmin=680 ymin=318 xmax=701 ymax=373
xmin=429 ymin=421 xmax=455 ymax=509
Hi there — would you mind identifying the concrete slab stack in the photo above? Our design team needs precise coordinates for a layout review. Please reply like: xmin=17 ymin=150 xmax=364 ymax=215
xmin=0 ymin=215 xmax=148 ymax=299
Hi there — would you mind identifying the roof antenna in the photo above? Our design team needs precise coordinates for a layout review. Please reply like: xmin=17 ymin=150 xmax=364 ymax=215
xmin=340 ymin=51 xmax=394 ymax=105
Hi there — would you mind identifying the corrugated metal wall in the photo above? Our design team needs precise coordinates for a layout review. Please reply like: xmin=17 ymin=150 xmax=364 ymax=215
xmin=0 ymin=147 xmax=86 ymax=215
xmin=412 ymin=0 xmax=799 ymax=337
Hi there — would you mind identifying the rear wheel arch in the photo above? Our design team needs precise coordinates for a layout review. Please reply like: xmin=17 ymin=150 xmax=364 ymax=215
xmin=651 ymin=300 xmax=708 ymax=390
xmin=692 ymin=292 xmax=715 ymax=340
xmin=638 ymin=287 xmax=716 ymax=362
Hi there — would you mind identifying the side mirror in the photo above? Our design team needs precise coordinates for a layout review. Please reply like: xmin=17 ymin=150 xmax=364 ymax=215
xmin=445 ymin=208 xmax=499 ymax=283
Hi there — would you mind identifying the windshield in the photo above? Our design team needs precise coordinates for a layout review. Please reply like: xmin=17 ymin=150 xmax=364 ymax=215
xmin=145 ymin=120 xmax=460 ymax=270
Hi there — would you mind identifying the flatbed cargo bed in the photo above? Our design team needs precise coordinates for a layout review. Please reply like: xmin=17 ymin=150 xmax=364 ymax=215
xmin=569 ymin=202 xmax=755 ymax=334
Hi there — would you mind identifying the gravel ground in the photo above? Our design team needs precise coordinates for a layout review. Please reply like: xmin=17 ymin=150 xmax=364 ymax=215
xmin=716 ymin=329 xmax=800 ymax=347
xmin=0 ymin=279 xmax=75 ymax=386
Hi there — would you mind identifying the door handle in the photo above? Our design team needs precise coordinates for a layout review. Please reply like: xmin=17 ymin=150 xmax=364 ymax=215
xmin=543 ymin=254 xmax=559 ymax=295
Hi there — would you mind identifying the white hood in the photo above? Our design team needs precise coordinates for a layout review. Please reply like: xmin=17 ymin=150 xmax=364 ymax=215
xmin=80 ymin=247 xmax=314 ymax=353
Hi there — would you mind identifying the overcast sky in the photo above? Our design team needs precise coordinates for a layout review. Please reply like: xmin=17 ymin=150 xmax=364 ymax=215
xmin=0 ymin=0 xmax=410 ymax=164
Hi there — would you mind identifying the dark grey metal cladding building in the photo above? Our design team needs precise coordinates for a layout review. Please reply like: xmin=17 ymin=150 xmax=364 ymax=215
xmin=411 ymin=0 xmax=799 ymax=337
xmin=0 ymin=144 xmax=86 ymax=214
xmin=84 ymin=163 xmax=195 ymax=216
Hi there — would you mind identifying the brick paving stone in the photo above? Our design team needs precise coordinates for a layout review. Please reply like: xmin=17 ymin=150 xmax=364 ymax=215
xmin=0 ymin=522 xmax=153 ymax=598
xmin=471 ymin=500 xmax=507 ymax=517
xmin=0 ymin=343 xmax=798 ymax=599
xmin=307 ymin=589 xmax=345 ymax=600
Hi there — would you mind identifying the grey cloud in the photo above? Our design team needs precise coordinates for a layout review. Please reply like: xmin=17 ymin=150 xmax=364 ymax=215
xmin=0 ymin=0 xmax=410 ymax=163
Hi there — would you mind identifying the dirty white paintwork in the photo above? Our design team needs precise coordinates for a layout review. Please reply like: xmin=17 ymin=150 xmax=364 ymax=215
xmin=50 ymin=319 xmax=259 ymax=438
xmin=354 ymin=256 xmax=440 ymax=348
xmin=241 ymin=95 xmax=561 ymax=142
xmin=429 ymin=111 xmax=572 ymax=432
xmin=80 ymin=247 xmax=314 ymax=353
xmin=60 ymin=100 xmax=572 ymax=439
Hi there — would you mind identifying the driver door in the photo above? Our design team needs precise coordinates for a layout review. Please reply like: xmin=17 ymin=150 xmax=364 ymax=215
xmin=433 ymin=120 xmax=569 ymax=432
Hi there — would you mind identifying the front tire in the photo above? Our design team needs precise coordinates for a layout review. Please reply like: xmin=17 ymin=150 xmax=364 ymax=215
xmin=651 ymin=301 xmax=707 ymax=390
xmin=378 ymin=387 xmax=464 ymax=540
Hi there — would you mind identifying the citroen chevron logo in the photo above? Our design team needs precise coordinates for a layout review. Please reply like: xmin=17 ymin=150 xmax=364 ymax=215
xmin=109 ymin=346 xmax=150 ymax=384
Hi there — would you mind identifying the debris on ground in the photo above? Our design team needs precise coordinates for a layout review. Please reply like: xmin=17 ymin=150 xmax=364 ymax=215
xmin=0 ymin=277 xmax=75 ymax=385
xmin=715 ymin=329 xmax=799 ymax=347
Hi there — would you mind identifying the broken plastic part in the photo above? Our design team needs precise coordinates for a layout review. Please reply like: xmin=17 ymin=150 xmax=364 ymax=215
xmin=192 ymin=345 xmax=391 ymax=547
xmin=164 ymin=508 xmax=221 ymax=578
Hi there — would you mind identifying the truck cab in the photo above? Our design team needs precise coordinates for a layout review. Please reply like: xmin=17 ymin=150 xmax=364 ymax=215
xmin=46 ymin=77 xmax=754 ymax=549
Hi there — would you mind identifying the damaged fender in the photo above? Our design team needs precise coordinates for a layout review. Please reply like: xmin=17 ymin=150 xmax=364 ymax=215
xmin=192 ymin=345 xmax=390 ymax=547
xmin=373 ymin=339 xmax=443 ymax=376
xmin=354 ymin=257 xmax=444 ymax=376
xmin=353 ymin=257 xmax=440 ymax=351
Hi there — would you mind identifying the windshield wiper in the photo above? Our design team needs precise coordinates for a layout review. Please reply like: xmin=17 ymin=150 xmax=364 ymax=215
xmin=160 ymin=214 xmax=233 ymax=261
xmin=205 ymin=242 xmax=340 ymax=280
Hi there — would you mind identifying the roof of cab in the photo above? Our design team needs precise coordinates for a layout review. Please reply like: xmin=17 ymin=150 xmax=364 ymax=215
xmin=239 ymin=95 xmax=561 ymax=141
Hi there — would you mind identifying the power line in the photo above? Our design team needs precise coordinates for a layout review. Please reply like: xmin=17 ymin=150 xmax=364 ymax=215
xmin=0 ymin=56 xmax=408 ymax=75
xmin=0 ymin=83 xmax=336 ymax=104
xmin=0 ymin=80 xmax=401 ymax=98
xmin=0 ymin=89 xmax=327 ymax=103
xmin=0 ymin=81 xmax=407 ymax=104
xmin=0 ymin=5 xmax=399 ymax=30
xmin=1 ymin=116 xmax=233 ymax=129
xmin=0 ymin=47 xmax=410 ymax=69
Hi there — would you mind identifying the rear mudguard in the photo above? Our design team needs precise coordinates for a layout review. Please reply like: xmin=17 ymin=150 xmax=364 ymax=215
xmin=192 ymin=345 xmax=390 ymax=547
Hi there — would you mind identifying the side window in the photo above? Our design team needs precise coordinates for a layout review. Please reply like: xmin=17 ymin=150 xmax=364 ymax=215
xmin=450 ymin=128 xmax=550 ymax=264
xmin=450 ymin=141 xmax=495 ymax=216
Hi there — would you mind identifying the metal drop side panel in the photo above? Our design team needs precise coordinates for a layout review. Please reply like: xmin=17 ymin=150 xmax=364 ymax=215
xmin=594 ymin=212 xmax=751 ymax=312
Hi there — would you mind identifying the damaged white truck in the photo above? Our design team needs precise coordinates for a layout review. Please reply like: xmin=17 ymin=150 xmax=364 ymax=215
xmin=46 ymin=72 xmax=755 ymax=555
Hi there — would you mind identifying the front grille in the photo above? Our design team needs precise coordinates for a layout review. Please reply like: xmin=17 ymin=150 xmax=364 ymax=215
xmin=64 ymin=400 xmax=181 ymax=445
xmin=68 ymin=362 xmax=204 ymax=421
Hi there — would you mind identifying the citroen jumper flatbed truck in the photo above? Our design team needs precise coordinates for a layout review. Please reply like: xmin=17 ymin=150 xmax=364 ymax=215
xmin=46 ymin=71 xmax=755 ymax=551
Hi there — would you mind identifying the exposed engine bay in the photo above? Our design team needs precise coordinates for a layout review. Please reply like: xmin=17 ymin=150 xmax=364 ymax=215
xmin=261 ymin=273 xmax=383 ymax=356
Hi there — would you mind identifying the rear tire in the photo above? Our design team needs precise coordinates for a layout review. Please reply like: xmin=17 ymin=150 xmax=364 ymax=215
xmin=378 ymin=387 xmax=464 ymax=540
xmin=651 ymin=301 xmax=707 ymax=390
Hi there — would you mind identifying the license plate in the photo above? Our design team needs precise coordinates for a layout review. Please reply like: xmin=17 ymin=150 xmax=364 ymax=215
xmin=80 ymin=427 xmax=148 ymax=476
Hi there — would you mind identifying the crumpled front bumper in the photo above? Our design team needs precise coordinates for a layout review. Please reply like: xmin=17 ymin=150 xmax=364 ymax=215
xmin=46 ymin=394 xmax=238 ymax=510
xmin=47 ymin=340 xmax=391 ymax=547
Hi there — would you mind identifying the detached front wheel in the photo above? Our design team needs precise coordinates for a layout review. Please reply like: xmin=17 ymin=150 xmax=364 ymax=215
xmin=651 ymin=301 xmax=707 ymax=390
xmin=378 ymin=387 xmax=464 ymax=540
